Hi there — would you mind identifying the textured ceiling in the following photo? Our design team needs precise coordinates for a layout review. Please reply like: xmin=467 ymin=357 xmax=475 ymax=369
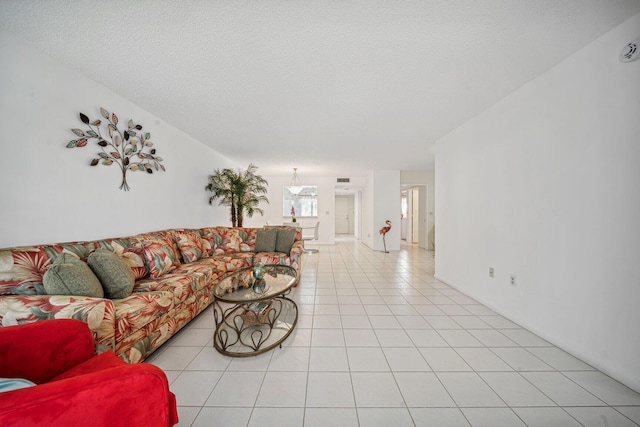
xmin=2 ymin=0 xmax=639 ymax=176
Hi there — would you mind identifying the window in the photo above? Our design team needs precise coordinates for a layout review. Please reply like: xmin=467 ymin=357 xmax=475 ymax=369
xmin=283 ymin=186 xmax=318 ymax=218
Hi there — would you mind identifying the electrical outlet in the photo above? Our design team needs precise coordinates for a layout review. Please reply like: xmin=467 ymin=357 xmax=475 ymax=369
xmin=510 ymin=274 xmax=517 ymax=286
xmin=489 ymin=267 xmax=494 ymax=278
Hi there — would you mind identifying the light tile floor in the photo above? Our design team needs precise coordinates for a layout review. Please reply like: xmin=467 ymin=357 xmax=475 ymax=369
xmin=146 ymin=238 xmax=640 ymax=427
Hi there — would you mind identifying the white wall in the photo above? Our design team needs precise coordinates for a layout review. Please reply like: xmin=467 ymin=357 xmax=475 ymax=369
xmin=362 ymin=171 xmax=375 ymax=248
xmin=0 ymin=32 xmax=236 ymax=247
xmin=366 ymin=170 xmax=401 ymax=252
xmin=435 ymin=14 xmax=640 ymax=391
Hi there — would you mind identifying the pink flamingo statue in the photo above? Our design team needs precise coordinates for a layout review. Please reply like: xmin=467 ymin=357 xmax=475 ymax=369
xmin=379 ymin=220 xmax=391 ymax=253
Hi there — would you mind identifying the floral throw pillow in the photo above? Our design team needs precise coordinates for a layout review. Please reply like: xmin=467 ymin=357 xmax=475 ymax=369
xmin=140 ymin=237 xmax=180 ymax=279
xmin=0 ymin=245 xmax=65 ymax=296
xmin=218 ymin=228 xmax=242 ymax=254
xmin=174 ymin=231 xmax=206 ymax=263
xmin=198 ymin=228 xmax=217 ymax=256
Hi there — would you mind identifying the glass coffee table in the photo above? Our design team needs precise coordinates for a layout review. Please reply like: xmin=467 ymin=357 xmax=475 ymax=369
xmin=212 ymin=265 xmax=298 ymax=357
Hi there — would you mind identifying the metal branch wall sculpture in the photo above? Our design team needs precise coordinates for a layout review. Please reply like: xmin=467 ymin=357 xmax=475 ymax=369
xmin=66 ymin=108 xmax=165 ymax=191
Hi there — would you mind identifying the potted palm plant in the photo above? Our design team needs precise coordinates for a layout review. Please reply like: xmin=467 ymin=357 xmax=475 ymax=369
xmin=205 ymin=163 xmax=269 ymax=227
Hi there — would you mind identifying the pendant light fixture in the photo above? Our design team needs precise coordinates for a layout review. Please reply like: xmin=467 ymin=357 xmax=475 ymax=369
xmin=287 ymin=168 xmax=304 ymax=195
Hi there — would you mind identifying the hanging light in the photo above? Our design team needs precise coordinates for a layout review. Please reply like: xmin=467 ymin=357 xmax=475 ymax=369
xmin=287 ymin=168 xmax=304 ymax=195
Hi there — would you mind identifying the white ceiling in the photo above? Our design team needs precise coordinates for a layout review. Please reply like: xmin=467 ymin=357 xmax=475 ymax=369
xmin=2 ymin=1 xmax=639 ymax=176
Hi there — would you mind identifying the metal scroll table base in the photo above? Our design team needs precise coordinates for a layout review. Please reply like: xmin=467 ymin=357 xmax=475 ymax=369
xmin=213 ymin=296 xmax=298 ymax=357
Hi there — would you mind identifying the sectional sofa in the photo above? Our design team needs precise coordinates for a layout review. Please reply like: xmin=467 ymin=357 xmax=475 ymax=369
xmin=0 ymin=226 xmax=302 ymax=363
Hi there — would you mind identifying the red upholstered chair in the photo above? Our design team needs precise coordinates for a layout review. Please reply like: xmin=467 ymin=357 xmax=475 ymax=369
xmin=0 ymin=319 xmax=178 ymax=427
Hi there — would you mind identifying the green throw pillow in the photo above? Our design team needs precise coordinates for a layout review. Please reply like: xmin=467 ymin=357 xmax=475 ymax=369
xmin=254 ymin=228 xmax=278 ymax=252
xmin=87 ymin=249 xmax=135 ymax=299
xmin=275 ymin=228 xmax=296 ymax=253
xmin=43 ymin=253 xmax=104 ymax=298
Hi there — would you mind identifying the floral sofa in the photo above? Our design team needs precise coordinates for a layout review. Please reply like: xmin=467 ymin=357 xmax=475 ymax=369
xmin=0 ymin=226 xmax=302 ymax=363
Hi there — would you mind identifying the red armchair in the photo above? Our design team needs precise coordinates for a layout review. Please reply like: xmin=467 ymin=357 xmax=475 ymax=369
xmin=0 ymin=319 xmax=178 ymax=427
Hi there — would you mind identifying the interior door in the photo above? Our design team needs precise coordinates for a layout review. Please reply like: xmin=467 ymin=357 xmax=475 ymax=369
xmin=346 ymin=196 xmax=355 ymax=235
xmin=335 ymin=196 xmax=349 ymax=234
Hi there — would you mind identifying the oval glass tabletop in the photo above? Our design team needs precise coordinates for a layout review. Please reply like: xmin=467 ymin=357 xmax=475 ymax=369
xmin=213 ymin=265 xmax=297 ymax=303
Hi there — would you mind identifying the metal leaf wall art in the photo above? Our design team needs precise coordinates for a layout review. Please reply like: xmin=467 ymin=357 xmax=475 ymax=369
xmin=66 ymin=108 xmax=166 ymax=191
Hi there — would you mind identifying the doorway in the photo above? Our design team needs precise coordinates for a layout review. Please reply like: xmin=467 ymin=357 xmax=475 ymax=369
xmin=335 ymin=195 xmax=354 ymax=235
xmin=402 ymin=187 xmax=423 ymax=245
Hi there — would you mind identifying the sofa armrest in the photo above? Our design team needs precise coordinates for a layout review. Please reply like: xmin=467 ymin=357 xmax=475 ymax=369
xmin=290 ymin=240 xmax=304 ymax=257
xmin=287 ymin=240 xmax=304 ymax=276
xmin=0 ymin=295 xmax=115 ymax=352
xmin=0 ymin=363 xmax=178 ymax=427
xmin=0 ymin=319 xmax=95 ymax=383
